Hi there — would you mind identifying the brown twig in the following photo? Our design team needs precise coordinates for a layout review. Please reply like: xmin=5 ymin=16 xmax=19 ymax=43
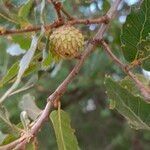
xmin=101 ymin=40 xmax=150 ymax=100
xmin=0 ymin=0 xmax=122 ymax=149
xmin=49 ymin=0 xmax=62 ymax=21
xmin=0 ymin=17 xmax=109 ymax=36
xmin=60 ymin=6 xmax=74 ymax=20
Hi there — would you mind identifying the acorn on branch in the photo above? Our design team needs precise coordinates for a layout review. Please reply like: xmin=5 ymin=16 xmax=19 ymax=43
xmin=49 ymin=25 xmax=84 ymax=59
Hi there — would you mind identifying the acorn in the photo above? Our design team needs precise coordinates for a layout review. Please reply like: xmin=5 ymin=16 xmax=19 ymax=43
xmin=49 ymin=25 xmax=84 ymax=59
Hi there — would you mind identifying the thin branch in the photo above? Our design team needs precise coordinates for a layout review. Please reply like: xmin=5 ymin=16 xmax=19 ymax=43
xmin=0 ymin=0 xmax=122 ymax=149
xmin=60 ymin=6 xmax=74 ymax=20
xmin=0 ymin=16 xmax=108 ymax=36
xmin=8 ymin=84 xmax=34 ymax=97
xmin=101 ymin=40 xmax=150 ymax=100
xmin=49 ymin=0 xmax=62 ymax=21
xmin=0 ymin=21 xmax=63 ymax=36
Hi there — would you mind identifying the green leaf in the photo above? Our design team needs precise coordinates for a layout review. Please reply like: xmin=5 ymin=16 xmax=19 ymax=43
xmin=50 ymin=110 xmax=79 ymax=150
xmin=105 ymin=77 xmax=150 ymax=131
xmin=18 ymin=0 xmax=34 ymax=20
xmin=0 ymin=35 xmax=39 ymax=103
xmin=121 ymin=0 xmax=150 ymax=63
xmin=0 ymin=52 xmax=41 ymax=89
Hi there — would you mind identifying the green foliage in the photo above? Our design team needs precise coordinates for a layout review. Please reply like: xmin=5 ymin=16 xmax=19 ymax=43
xmin=12 ymin=34 xmax=31 ymax=50
xmin=0 ymin=0 xmax=150 ymax=149
xmin=18 ymin=0 xmax=34 ymax=20
xmin=121 ymin=0 xmax=150 ymax=70
xmin=105 ymin=77 xmax=150 ymax=131
xmin=50 ymin=109 xmax=79 ymax=150
xmin=0 ymin=62 xmax=19 ymax=88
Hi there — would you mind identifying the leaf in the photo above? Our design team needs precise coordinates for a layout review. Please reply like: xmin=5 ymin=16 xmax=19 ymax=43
xmin=105 ymin=77 xmax=150 ymax=130
xmin=0 ymin=35 xmax=39 ymax=103
xmin=0 ymin=52 xmax=41 ymax=89
xmin=18 ymin=0 xmax=34 ymax=20
xmin=19 ymin=94 xmax=42 ymax=120
xmin=50 ymin=109 xmax=79 ymax=150
xmin=121 ymin=0 xmax=150 ymax=63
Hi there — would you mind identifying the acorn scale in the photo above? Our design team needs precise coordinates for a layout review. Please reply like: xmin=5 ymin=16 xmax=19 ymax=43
xmin=49 ymin=25 xmax=84 ymax=59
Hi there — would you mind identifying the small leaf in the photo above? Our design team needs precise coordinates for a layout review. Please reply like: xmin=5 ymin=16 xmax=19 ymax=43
xmin=105 ymin=77 xmax=150 ymax=130
xmin=50 ymin=109 xmax=79 ymax=150
xmin=19 ymin=94 xmax=42 ymax=120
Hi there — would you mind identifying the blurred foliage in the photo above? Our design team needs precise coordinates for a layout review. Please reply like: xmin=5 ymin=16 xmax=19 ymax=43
xmin=0 ymin=0 xmax=150 ymax=149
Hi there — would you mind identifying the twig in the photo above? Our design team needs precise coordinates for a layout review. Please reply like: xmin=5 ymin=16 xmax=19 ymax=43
xmin=60 ymin=6 xmax=74 ymax=20
xmin=0 ymin=0 xmax=122 ymax=149
xmin=0 ymin=21 xmax=63 ymax=36
xmin=0 ymin=17 xmax=108 ymax=36
xmin=8 ymin=84 xmax=34 ymax=97
xmin=101 ymin=40 xmax=150 ymax=100
xmin=49 ymin=0 xmax=62 ymax=21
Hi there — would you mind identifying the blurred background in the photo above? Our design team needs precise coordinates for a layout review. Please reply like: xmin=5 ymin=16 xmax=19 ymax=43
xmin=0 ymin=0 xmax=150 ymax=149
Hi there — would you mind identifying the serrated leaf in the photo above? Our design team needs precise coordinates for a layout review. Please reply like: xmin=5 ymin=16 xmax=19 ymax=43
xmin=121 ymin=0 xmax=150 ymax=63
xmin=18 ymin=0 xmax=34 ymax=20
xmin=19 ymin=94 xmax=42 ymax=120
xmin=105 ymin=77 xmax=150 ymax=131
xmin=50 ymin=110 xmax=79 ymax=150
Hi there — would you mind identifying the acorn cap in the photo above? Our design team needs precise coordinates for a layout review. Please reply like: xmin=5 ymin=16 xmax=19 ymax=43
xmin=49 ymin=25 xmax=84 ymax=59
